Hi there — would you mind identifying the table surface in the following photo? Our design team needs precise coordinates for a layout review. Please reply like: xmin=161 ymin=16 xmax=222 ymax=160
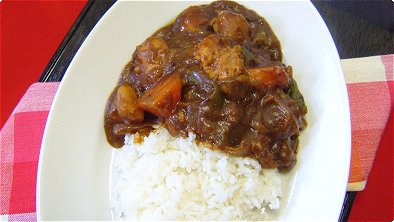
xmin=1 ymin=1 xmax=393 ymax=221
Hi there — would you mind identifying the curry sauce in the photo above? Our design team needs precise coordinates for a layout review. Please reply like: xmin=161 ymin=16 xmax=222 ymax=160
xmin=104 ymin=1 xmax=307 ymax=171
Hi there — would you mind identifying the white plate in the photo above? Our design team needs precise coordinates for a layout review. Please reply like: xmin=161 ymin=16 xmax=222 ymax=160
xmin=37 ymin=1 xmax=351 ymax=220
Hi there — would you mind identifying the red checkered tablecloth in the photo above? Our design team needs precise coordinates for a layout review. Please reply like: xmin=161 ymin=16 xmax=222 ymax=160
xmin=0 ymin=55 xmax=393 ymax=221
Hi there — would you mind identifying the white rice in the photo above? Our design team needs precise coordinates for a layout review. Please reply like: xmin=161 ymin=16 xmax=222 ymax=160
xmin=110 ymin=127 xmax=282 ymax=220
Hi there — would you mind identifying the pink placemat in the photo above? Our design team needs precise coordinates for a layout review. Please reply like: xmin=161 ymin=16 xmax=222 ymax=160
xmin=1 ymin=55 xmax=393 ymax=221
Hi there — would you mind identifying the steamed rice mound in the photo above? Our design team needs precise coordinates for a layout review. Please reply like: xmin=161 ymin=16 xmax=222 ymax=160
xmin=111 ymin=127 xmax=282 ymax=220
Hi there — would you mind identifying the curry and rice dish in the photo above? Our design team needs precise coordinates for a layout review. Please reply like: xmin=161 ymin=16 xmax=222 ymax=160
xmin=105 ymin=0 xmax=307 ymax=170
xmin=106 ymin=1 xmax=307 ymax=220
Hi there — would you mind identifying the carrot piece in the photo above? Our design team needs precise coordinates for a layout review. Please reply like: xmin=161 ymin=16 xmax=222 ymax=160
xmin=137 ymin=72 xmax=182 ymax=117
xmin=246 ymin=66 xmax=290 ymax=89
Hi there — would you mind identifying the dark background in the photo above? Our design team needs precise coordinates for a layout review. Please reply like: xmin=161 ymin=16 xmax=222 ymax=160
xmin=313 ymin=0 xmax=393 ymax=58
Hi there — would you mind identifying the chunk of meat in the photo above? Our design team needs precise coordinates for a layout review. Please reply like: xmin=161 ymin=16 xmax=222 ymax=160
xmin=260 ymin=91 xmax=300 ymax=138
xmin=223 ymin=102 xmax=243 ymax=123
xmin=262 ymin=101 xmax=290 ymax=133
xmin=216 ymin=46 xmax=245 ymax=80
xmin=173 ymin=6 xmax=209 ymax=33
xmin=194 ymin=35 xmax=220 ymax=69
xmin=195 ymin=35 xmax=244 ymax=81
xmin=214 ymin=10 xmax=249 ymax=43
xmin=115 ymin=84 xmax=144 ymax=123
xmin=137 ymin=72 xmax=182 ymax=117
xmin=270 ymin=140 xmax=296 ymax=170
xmin=251 ymin=141 xmax=278 ymax=169
xmin=135 ymin=37 xmax=169 ymax=88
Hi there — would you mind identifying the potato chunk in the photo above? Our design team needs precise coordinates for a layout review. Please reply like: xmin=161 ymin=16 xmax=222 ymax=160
xmin=115 ymin=84 xmax=144 ymax=123
xmin=214 ymin=10 xmax=249 ymax=43
xmin=173 ymin=6 xmax=209 ymax=32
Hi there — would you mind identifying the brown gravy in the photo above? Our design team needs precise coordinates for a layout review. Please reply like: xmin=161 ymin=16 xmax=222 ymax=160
xmin=104 ymin=1 xmax=307 ymax=171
